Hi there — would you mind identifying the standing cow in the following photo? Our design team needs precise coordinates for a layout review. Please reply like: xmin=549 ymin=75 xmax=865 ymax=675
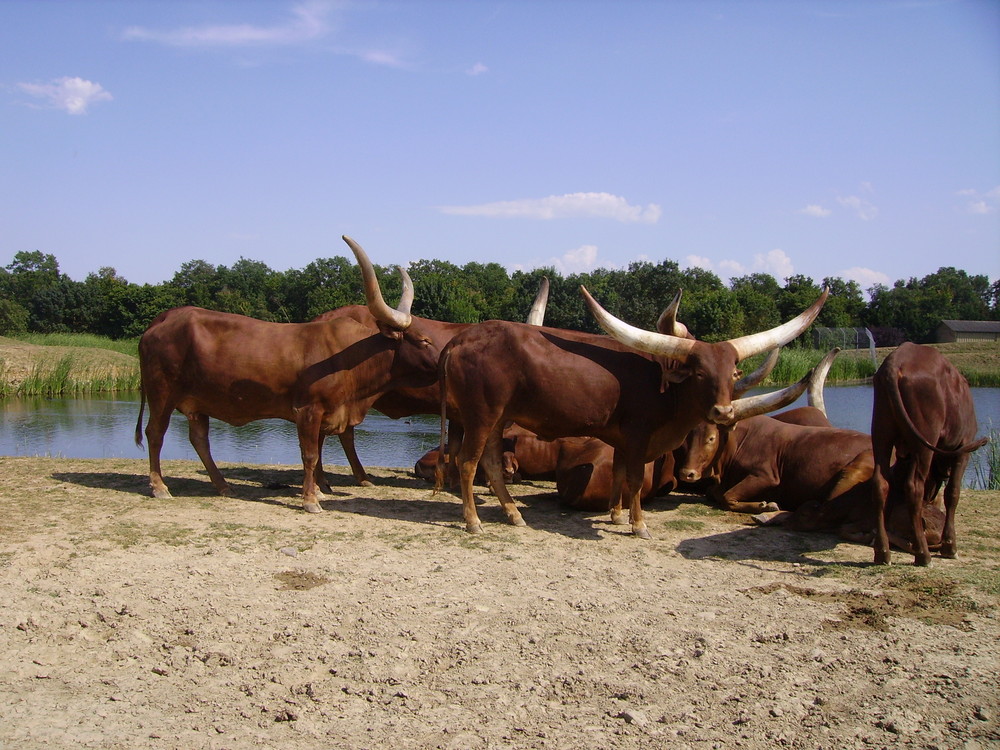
xmin=316 ymin=277 xmax=550 ymax=486
xmin=437 ymin=286 xmax=828 ymax=537
xmin=134 ymin=236 xmax=439 ymax=512
xmin=871 ymin=342 xmax=988 ymax=565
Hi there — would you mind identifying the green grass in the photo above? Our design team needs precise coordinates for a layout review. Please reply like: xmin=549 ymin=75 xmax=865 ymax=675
xmin=0 ymin=353 xmax=140 ymax=397
xmin=13 ymin=332 xmax=139 ymax=357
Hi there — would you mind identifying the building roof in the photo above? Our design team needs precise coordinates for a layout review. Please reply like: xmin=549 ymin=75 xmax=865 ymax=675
xmin=939 ymin=320 xmax=1000 ymax=333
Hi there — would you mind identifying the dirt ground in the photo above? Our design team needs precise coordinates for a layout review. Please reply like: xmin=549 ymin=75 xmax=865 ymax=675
xmin=0 ymin=456 xmax=997 ymax=750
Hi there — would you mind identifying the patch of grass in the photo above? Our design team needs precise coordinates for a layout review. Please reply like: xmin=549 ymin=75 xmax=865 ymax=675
xmin=14 ymin=332 xmax=139 ymax=357
xmin=971 ymin=427 xmax=999 ymax=491
xmin=661 ymin=519 xmax=706 ymax=532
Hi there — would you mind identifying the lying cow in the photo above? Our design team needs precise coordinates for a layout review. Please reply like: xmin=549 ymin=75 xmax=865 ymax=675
xmin=871 ymin=342 xmax=988 ymax=565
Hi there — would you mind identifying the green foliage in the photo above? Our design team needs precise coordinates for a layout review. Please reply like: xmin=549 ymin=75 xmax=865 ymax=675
xmin=971 ymin=428 xmax=999 ymax=491
xmin=0 ymin=244 xmax=993 ymax=348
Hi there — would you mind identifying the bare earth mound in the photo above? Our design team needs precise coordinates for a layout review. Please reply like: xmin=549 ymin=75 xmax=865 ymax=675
xmin=0 ymin=457 xmax=997 ymax=749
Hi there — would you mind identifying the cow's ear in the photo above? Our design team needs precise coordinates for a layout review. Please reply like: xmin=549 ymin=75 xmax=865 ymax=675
xmin=661 ymin=363 xmax=692 ymax=391
xmin=661 ymin=362 xmax=692 ymax=384
xmin=375 ymin=321 xmax=404 ymax=341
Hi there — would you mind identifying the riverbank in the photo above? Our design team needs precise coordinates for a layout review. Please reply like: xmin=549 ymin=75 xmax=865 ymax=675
xmin=0 ymin=335 xmax=997 ymax=396
xmin=0 ymin=456 xmax=998 ymax=748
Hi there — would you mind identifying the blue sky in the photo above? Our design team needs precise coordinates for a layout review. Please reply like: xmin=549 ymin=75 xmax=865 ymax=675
xmin=2 ymin=0 xmax=998 ymax=293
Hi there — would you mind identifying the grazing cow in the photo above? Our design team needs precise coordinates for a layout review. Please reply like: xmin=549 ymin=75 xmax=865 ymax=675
xmin=134 ymin=237 xmax=439 ymax=512
xmin=437 ymin=287 xmax=828 ymax=536
xmin=870 ymin=342 xmax=988 ymax=565
xmin=316 ymin=277 xmax=551 ymax=486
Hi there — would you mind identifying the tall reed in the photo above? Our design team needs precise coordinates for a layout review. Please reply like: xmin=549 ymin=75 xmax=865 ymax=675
xmin=740 ymin=347 xmax=877 ymax=386
xmin=0 ymin=354 xmax=140 ymax=397
xmin=972 ymin=427 xmax=999 ymax=491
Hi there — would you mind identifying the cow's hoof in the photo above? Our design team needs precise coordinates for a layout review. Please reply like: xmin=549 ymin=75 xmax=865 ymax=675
xmin=509 ymin=516 xmax=527 ymax=527
xmin=466 ymin=522 xmax=483 ymax=534
xmin=358 ymin=479 xmax=374 ymax=488
xmin=218 ymin=485 xmax=233 ymax=497
xmin=152 ymin=488 xmax=172 ymax=499
xmin=633 ymin=527 xmax=651 ymax=540
xmin=940 ymin=546 xmax=957 ymax=559
xmin=762 ymin=502 xmax=780 ymax=512
xmin=610 ymin=511 xmax=627 ymax=526
xmin=303 ymin=501 xmax=323 ymax=514
xmin=753 ymin=510 xmax=791 ymax=526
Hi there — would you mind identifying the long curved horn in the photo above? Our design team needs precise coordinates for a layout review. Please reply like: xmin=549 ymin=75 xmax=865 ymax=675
xmin=580 ymin=285 xmax=696 ymax=360
xmin=726 ymin=347 xmax=841 ymax=423
xmin=726 ymin=288 xmax=829 ymax=361
xmin=734 ymin=347 xmax=781 ymax=397
xmin=807 ymin=347 xmax=840 ymax=416
xmin=343 ymin=235 xmax=412 ymax=330
xmin=656 ymin=290 xmax=690 ymax=338
xmin=397 ymin=266 xmax=414 ymax=316
xmin=526 ymin=276 xmax=549 ymax=326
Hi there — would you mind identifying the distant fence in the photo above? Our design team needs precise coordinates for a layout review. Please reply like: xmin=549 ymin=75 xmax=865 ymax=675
xmin=812 ymin=327 xmax=877 ymax=365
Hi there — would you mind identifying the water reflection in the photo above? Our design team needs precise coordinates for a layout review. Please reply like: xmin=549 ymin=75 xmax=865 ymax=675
xmin=0 ymin=393 xmax=441 ymax=468
xmin=1 ymin=387 xmax=997 ymax=485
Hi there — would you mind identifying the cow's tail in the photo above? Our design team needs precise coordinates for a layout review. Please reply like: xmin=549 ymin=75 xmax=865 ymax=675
xmin=883 ymin=373 xmax=989 ymax=456
xmin=433 ymin=349 xmax=451 ymax=493
xmin=134 ymin=378 xmax=146 ymax=450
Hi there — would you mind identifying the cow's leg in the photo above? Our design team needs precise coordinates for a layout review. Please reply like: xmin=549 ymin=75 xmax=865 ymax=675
xmin=709 ymin=475 xmax=777 ymax=514
xmin=455 ymin=422 xmax=492 ymax=533
xmin=187 ymin=412 xmax=232 ymax=496
xmin=625 ymin=458 xmax=649 ymax=539
xmin=939 ymin=455 xmax=968 ymax=559
xmin=870 ymin=458 xmax=893 ymax=564
xmin=295 ymin=409 xmax=324 ymax=514
xmin=608 ymin=452 xmax=628 ymax=526
xmin=480 ymin=427 xmax=526 ymax=528
xmin=313 ymin=435 xmax=333 ymax=496
xmin=144 ymin=402 xmax=175 ymax=499
xmin=906 ymin=451 xmax=933 ymax=566
xmin=338 ymin=427 xmax=373 ymax=487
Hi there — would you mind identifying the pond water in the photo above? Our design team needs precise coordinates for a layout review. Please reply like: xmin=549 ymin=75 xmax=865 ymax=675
xmin=1 ymin=387 xmax=998 ymax=486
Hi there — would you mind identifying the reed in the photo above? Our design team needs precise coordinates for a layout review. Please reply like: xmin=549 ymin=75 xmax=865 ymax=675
xmin=0 ymin=353 xmax=140 ymax=397
xmin=971 ymin=427 xmax=999 ymax=491
xmin=741 ymin=347 xmax=878 ymax=386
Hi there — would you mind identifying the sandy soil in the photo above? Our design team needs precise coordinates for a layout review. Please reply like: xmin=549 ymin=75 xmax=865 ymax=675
xmin=0 ymin=457 xmax=997 ymax=749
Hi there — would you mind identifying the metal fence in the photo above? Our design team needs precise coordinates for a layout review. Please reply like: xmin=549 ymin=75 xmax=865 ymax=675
xmin=812 ymin=326 xmax=877 ymax=365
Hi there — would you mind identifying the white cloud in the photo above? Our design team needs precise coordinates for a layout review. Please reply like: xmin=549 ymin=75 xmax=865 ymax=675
xmin=958 ymin=186 xmax=1000 ymax=215
xmin=684 ymin=249 xmax=794 ymax=282
xmin=439 ymin=192 xmax=662 ymax=223
xmin=753 ymin=248 xmax=794 ymax=279
xmin=837 ymin=194 xmax=879 ymax=221
xmin=798 ymin=204 xmax=831 ymax=218
xmin=123 ymin=1 xmax=334 ymax=47
xmin=838 ymin=266 xmax=890 ymax=289
xmin=467 ymin=62 xmax=489 ymax=76
xmin=511 ymin=244 xmax=605 ymax=275
xmin=17 ymin=76 xmax=112 ymax=115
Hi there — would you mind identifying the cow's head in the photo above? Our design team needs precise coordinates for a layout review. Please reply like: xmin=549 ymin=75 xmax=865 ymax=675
xmin=673 ymin=348 xmax=841 ymax=483
xmin=579 ymin=286 xmax=828 ymax=426
xmin=344 ymin=235 xmax=439 ymax=384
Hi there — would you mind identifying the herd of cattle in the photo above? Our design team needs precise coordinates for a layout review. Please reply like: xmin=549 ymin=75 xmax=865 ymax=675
xmin=134 ymin=237 xmax=988 ymax=566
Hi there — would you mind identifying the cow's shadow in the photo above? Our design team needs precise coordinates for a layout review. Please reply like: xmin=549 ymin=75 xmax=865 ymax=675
xmin=50 ymin=467 xmax=608 ymax=540
xmin=676 ymin=524 xmax=870 ymax=568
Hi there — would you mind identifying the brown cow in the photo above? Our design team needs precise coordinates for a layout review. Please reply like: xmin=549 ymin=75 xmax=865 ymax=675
xmin=871 ymin=342 xmax=988 ymax=565
xmin=316 ymin=277 xmax=551 ymax=486
xmin=134 ymin=236 xmax=439 ymax=512
xmin=437 ymin=287 xmax=828 ymax=537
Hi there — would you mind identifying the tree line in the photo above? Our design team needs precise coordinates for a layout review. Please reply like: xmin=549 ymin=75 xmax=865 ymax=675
xmin=0 ymin=249 xmax=996 ymax=346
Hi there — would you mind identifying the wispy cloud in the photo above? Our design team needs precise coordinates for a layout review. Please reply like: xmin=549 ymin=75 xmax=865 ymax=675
xmin=798 ymin=204 xmax=831 ymax=218
xmin=512 ymin=244 xmax=606 ymax=275
xmin=837 ymin=194 xmax=879 ymax=221
xmin=123 ymin=1 xmax=334 ymax=47
xmin=439 ymin=192 xmax=662 ymax=223
xmin=958 ymin=186 xmax=1000 ymax=215
xmin=16 ymin=76 xmax=112 ymax=115
xmin=838 ymin=266 xmax=890 ymax=290
xmin=684 ymin=248 xmax=794 ymax=282
xmin=466 ymin=62 xmax=489 ymax=76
